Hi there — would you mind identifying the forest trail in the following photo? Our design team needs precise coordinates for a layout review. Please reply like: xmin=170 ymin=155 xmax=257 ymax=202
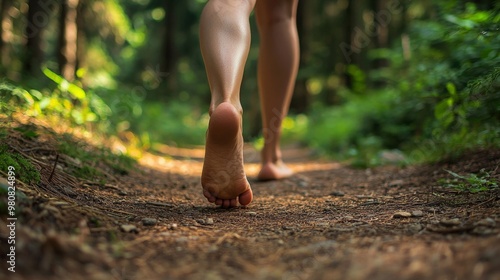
xmin=1 ymin=122 xmax=500 ymax=280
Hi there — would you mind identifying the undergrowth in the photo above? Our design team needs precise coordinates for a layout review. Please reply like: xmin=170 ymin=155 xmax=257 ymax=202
xmin=57 ymin=134 xmax=136 ymax=179
xmin=0 ymin=144 xmax=41 ymax=184
xmin=439 ymin=169 xmax=499 ymax=193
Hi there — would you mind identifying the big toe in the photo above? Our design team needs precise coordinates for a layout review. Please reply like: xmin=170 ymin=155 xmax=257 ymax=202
xmin=238 ymin=188 xmax=253 ymax=206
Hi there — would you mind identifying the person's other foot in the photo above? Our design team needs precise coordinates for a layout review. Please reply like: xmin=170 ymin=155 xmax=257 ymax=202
xmin=201 ymin=102 xmax=253 ymax=208
xmin=257 ymin=160 xmax=293 ymax=181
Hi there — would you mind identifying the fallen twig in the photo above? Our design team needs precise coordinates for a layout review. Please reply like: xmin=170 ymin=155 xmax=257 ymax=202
xmin=48 ymin=154 xmax=59 ymax=183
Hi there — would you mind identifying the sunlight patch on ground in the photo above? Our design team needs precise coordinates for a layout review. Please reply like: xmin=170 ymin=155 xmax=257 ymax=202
xmin=245 ymin=162 xmax=342 ymax=177
xmin=139 ymin=153 xmax=203 ymax=177
xmin=139 ymin=145 xmax=342 ymax=178
xmin=152 ymin=143 xmax=205 ymax=160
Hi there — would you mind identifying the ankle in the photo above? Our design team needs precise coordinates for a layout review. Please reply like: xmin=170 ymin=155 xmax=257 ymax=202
xmin=261 ymin=149 xmax=282 ymax=165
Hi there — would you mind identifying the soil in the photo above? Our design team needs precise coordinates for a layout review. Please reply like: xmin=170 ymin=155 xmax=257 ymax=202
xmin=1 ymin=119 xmax=500 ymax=280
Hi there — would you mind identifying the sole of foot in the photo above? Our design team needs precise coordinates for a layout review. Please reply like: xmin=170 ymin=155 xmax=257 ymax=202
xmin=201 ymin=102 xmax=253 ymax=208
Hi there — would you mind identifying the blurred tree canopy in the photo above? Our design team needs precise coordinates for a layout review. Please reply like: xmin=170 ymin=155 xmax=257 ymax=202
xmin=1 ymin=0 xmax=499 ymax=162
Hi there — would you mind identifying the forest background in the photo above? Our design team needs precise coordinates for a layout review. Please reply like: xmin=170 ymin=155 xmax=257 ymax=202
xmin=1 ymin=0 xmax=499 ymax=167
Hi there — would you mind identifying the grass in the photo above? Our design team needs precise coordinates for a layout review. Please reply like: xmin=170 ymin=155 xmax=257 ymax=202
xmin=0 ymin=144 xmax=41 ymax=184
xmin=57 ymin=133 xmax=136 ymax=180
xmin=439 ymin=169 xmax=499 ymax=193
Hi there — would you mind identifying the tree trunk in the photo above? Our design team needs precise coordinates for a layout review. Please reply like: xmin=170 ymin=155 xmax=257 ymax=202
xmin=160 ymin=0 xmax=177 ymax=93
xmin=76 ymin=0 xmax=86 ymax=82
xmin=58 ymin=0 xmax=78 ymax=81
xmin=24 ymin=0 xmax=50 ymax=76
xmin=0 ymin=0 xmax=13 ymax=71
xmin=290 ymin=0 xmax=310 ymax=114
xmin=326 ymin=0 xmax=349 ymax=105
xmin=358 ymin=0 xmax=372 ymax=76
xmin=369 ymin=0 xmax=390 ymax=88
xmin=342 ymin=1 xmax=354 ymax=89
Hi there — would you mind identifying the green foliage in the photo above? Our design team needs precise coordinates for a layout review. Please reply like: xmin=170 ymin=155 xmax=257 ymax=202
xmin=305 ymin=89 xmax=400 ymax=162
xmin=135 ymin=101 xmax=208 ymax=147
xmin=303 ymin=2 xmax=500 ymax=165
xmin=281 ymin=114 xmax=309 ymax=144
xmin=57 ymin=134 xmax=136 ymax=179
xmin=1 ymin=75 xmax=111 ymax=128
xmin=0 ymin=127 xmax=7 ymax=140
xmin=13 ymin=124 xmax=39 ymax=140
xmin=0 ymin=82 xmax=34 ymax=116
xmin=2 ymin=75 xmax=208 ymax=155
xmin=92 ymin=84 xmax=209 ymax=148
xmin=0 ymin=145 xmax=41 ymax=184
xmin=402 ymin=3 xmax=500 ymax=161
xmin=439 ymin=169 xmax=498 ymax=193
xmin=253 ymin=114 xmax=309 ymax=151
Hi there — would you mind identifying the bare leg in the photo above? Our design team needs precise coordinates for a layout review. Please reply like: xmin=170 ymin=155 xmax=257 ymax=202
xmin=199 ymin=0 xmax=256 ymax=207
xmin=255 ymin=0 xmax=300 ymax=181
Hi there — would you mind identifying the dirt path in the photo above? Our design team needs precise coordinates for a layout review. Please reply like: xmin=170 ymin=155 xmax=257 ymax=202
xmin=1 ymin=125 xmax=500 ymax=280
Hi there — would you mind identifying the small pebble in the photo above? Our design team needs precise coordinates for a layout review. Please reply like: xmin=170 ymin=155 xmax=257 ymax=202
xmin=330 ymin=191 xmax=345 ymax=197
xmin=440 ymin=218 xmax=461 ymax=226
xmin=407 ymin=223 xmax=424 ymax=233
xmin=393 ymin=211 xmax=412 ymax=218
xmin=411 ymin=210 xmax=424 ymax=217
xmin=246 ymin=212 xmax=257 ymax=216
xmin=168 ymin=223 xmax=178 ymax=230
xmin=299 ymin=181 xmax=308 ymax=187
xmin=63 ymin=187 xmax=78 ymax=197
xmin=388 ymin=180 xmax=404 ymax=187
xmin=142 ymin=218 xmax=157 ymax=226
xmin=197 ymin=218 xmax=214 ymax=225
xmin=120 ymin=224 xmax=139 ymax=233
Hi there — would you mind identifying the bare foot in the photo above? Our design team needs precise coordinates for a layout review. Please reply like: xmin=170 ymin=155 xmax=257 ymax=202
xmin=201 ymin=102 xmax=253 ymax=208
xmin=257 ymin=160 xmax=294 ymax=181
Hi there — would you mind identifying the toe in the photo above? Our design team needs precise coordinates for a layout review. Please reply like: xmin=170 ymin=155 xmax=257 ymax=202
xmin=230 ymin=198 xmax=237 ymax=207
xmin=238 ymin=188 xmax=253 ymax=206
xmin=203 ymin=189 xmax=216 ymax=202
xmin=222 ymin=200 xmax=231 ymax=208
xmin=215 ymin=199 xmax=223 ymax=205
